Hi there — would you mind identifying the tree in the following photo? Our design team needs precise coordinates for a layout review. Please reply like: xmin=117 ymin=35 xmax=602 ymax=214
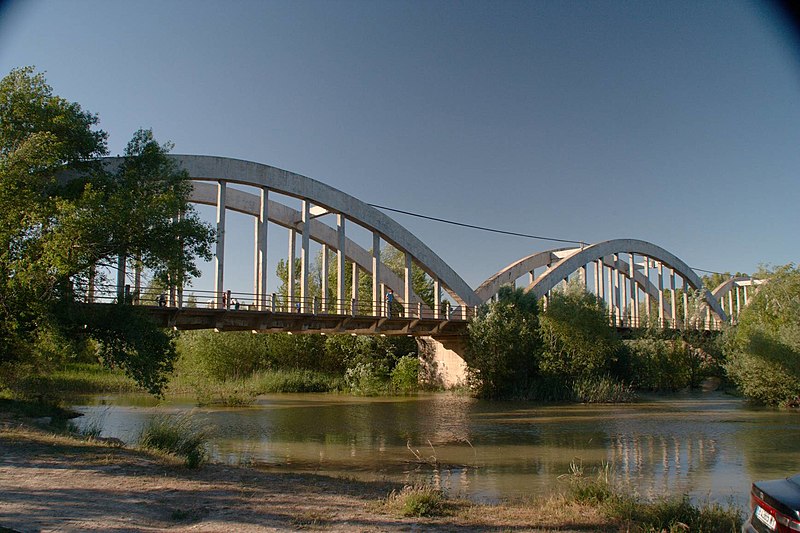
xmin=466 ymin=286 xmax=541 ymax=399
xmin=538 ymin=282 xmax=623 ymax=379
xmin=0 ymin=67 xmax=214 ymax=395
xmin=724 ymin=264 xmax=800 ymax=407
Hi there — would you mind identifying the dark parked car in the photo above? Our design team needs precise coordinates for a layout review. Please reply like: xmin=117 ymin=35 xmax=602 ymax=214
xmin=744 ymin=474 xmax=800 ymax=532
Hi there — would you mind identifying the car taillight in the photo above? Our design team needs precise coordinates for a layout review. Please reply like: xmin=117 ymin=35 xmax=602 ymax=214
xmin=775 ymin=514 xmax=800 ymax=532
xmin=752 ymin=493 xmax=800 ymax=532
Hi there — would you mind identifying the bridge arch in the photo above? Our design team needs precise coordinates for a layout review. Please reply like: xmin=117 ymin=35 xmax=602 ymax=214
xmin=711 ymin=276 xmax=765 ymax=325
xmin=102 ymin=155 xmax=481 ymax=315
xmin=478 ymin=239 xmax=727 ymax=328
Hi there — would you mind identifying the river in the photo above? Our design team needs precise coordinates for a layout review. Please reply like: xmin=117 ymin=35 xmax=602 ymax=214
xmin=72 ymin=391 xmax=799 ymax=508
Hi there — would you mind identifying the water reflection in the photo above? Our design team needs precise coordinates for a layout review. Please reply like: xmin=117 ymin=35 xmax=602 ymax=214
xmin=72 ymin=392 xmax=799 ymax=506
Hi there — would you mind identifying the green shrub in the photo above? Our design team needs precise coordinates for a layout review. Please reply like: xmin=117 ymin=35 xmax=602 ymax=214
xmin=539 ymin=284 xmax=623 ymax=379
xmin=723 ymin=265 xmax=800 ymax=406
xmin=572 ymin=375 xmax=635 ymax=403
xmin=385 ymin=485 xmax=447 ymax=517
xmin=345 ymin=362 xmax=388 ymax=396
xmin=466 ymin=287 xmax=541 ymax=399
xmin=389 ymin=355 xmax=419 ymax=394
xmin=138 ymin=412 xmax=208 ymax=468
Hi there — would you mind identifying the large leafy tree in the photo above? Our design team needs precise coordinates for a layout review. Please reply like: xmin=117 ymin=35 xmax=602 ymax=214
xmin=538 ymin=282 xmax=623 ymax=379
xmin=466 ymin=286 xmax=541 ymax=399
xmin=0 ymin=67 xmax=214 ymax=395
xmin=724 ymin=264 xmax=800 ymax=407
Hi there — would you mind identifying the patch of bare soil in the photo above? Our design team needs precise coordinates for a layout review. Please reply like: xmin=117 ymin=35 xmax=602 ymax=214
xmin=0 ymin=419 xmax=613 ymax=532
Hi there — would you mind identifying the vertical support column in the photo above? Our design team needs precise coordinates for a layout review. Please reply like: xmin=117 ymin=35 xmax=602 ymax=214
xmin=351 ymin=261 xmax=359 ymax=314
xmin=644 ymin=257 xmax=651 ymax=322
xmin=433 ymin=278 xmax=441 ymax=319
xmin=134 ymin=259 xmax=142 ymax=305
xmin=321 ymin=244 xmax=329 ymax=313
xmin=606 ymin=261 xmax=614 ymax=323
xmin=288 ymin=229 xmax=296 ymax=312
xmin=337 ymin=215 xmax=346 ymax=314
xmin=372 ymin=232 xmax=381 ymax=316
xmin=613 ymin=255 xmax=620 ymax=326
xmin=735 ymin=285 xmax=741 ymax=320
xmin=593 ymin=261 xmax=600 ymax=298
xmin=728 ymin=290 xmax=734 ymax=324
xmin=300 ymin=200 xmax=310 ymax=313
xmin=743 ymin=284 xmax=749 ymax=306
xmin=670 ymin=270 xmax=677 ymax=328
xmin=580 ymin=265 xmax=587 ymax=290
xmin=116 ymin=254 xmax=126 ymax=303
xmin=256 ymin=187 xmax=269 ymax=310
xmin=214 ymin=181 xmax=227 ymax=309
xmin=88 ymin=263 xmax=96 ymax=304
xmin=404 ymin=252 xmax=412 ymax=317
xmin=657 ymin=262 xmax=664 ymax=328
xmin=620 ymin=267 xmax=627 ymax=326
xmin=596 ymin=261 xmax=604 ymax=301
xmin=629 ymin=253 xmax=637 ymax=326
xmin=683 ymin=281 xmax=689 ymax=329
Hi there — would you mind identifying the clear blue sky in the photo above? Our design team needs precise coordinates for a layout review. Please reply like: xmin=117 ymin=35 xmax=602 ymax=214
xmin=1 ymin=0 xmax=798 ymax=297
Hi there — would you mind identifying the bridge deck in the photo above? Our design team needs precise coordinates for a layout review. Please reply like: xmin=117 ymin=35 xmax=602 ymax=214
xmin=130 ymin=305 xmax=469 ymax=337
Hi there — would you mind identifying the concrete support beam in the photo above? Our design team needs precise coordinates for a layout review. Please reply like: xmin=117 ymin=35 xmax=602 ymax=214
xmin=288 ymin=229 xmax=296 ymax=311
xmin=337 ymin=215 xmax=346 ymax=314
xmin=301 ymin=200 xmax=310 ymax=312
xmin=321 ymin=244 xmax=329 ymax=312
xmin=644 ymin=257 xmax=651 ymax=321
xmin=670 ymin=270 xmax=677 ymax=327
xmin=657 ymin=262 xmax=664 ymax=328
xmin=372 ymin=232 xmax=381 ymax=316
xmin=116 ymin=254 xmax=126 ymax=302
xmin=404 ymin=252 xmax=412 ymax=315
xmin=351 ymin=261 xmax=359 ymax=313
xmin=434 ymin=278 xmax=441 ymax=318
xmin=214 ymin=181 xmax=226 ymax=309
xmin=256 ymin=187 xmax=268 ymax=309
xmin=683 ymin=281 xmax=689 ymax=328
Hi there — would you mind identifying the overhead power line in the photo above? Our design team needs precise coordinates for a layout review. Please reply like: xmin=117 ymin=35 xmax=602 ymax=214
xmin=370 ymin=203 xmax=727 ymax=277
xmin=369 ymin=204 xmax=588 ymax=247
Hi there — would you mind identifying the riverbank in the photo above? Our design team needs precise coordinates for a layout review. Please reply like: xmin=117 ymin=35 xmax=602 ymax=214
xmin=1 ymin=416 xmax=615 ymax=532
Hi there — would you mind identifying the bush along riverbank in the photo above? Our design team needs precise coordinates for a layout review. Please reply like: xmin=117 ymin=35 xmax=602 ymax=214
xmin=0 ymin=403 xmax=743 ymax=532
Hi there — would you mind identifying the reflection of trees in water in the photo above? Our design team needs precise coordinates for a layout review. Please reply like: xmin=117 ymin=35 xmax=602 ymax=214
xmin=608 ymin=433 xmax=720 ymax=498
xmin=738 ymin=423 xmax=800 ymax=477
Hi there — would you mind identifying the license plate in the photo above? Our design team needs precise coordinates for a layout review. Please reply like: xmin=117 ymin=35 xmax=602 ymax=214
xmin=756 ymin=505 xmax=777 ymax=530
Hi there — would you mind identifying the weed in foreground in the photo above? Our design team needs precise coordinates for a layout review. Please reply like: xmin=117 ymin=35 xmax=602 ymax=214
xmin=384 ymin=485 xmax=448 ymax=517
xmin=138 ymin=411 xmax=209 ymax=468
xmin=560 ymin=461 xmax=743 ymax=532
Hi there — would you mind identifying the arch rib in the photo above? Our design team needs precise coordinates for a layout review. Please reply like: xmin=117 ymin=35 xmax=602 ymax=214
xmin=526 ymin=239 xmax=727 ymax=322
xmin=166 ymin=155 xmax=481 ymax=307
xmin=189 ymin=181 xmax=426 ymax=306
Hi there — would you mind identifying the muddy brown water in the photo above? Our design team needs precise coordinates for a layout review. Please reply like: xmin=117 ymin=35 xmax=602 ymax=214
xmin=72 ymin=391 xmax=799 ymax=508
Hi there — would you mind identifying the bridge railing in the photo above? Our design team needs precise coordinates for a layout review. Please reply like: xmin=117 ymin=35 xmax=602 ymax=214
xmin=72 ymin=282 xmax=479 ymax=321
xmin=71 ymin=281 xmax=725 ymax=330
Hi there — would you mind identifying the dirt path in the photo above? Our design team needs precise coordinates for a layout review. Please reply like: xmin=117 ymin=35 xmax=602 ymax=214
xmin=0 ymin=421 xmax=613 ymax=532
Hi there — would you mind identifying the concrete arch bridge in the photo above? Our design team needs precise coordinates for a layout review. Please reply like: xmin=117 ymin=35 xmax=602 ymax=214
xmin=82 ymin=155 xmax=755 ymax=337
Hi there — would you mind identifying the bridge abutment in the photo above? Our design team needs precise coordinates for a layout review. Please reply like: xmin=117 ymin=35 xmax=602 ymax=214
xmin=417 ymin=336 xmax=469 ymax=389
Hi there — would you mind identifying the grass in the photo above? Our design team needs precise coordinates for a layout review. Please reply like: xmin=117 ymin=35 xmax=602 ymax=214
xmin=383 ymin=485 xmax=449 ymax=517
xmin=14 ymin=363 xmax=141 ymax=396
xmin=169 ymin=368 xmax=345 ymax=406
xmin=138 ymin=412 xmax=209 ymax=468
xmin=560 ymin=459 xmax=743 ymax=532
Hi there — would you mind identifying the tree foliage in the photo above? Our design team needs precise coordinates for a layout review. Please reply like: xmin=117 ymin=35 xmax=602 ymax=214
xmin=724 ymin=264 xmax=800 ymax=407
xmin=0 ymin=67 xmax=214 ymax=395
xmin=466 ymin=286 xmax=541 ymax=399
xmin=538 ymin=282 xmax=622 ymax=379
